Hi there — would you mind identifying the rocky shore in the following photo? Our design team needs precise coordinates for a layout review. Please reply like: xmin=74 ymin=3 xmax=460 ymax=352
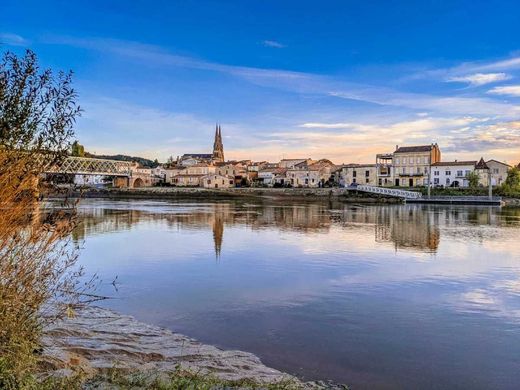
xmin=42 ymin=306 xmax=346 ymax=389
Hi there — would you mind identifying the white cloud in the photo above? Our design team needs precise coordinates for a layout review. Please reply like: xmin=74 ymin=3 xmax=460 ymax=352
xmin=45 ymin=35 xmax=520 ymax=118
xmin=447 ymin=72 xmax=511 ymax=86
xmin=487 ymin=85 xmax=520 ymax=97
xmin=0 ymin=33 xmax=28 ymax=46
xmin=262 ymin=40 xmax=285 ymax=49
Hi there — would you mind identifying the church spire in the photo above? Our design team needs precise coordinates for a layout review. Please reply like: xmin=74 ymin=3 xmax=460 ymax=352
xmin=212 ymin=123 xmax=224 ymax=163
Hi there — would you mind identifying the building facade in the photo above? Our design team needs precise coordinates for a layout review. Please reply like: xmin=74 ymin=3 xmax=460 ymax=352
xmin=392 ymin=144 xmax=441 ymax=187
xmin=201 ymin=174 xmax=234 ymax=189
xmin=431 ymin=161 xmax=476 ymax=187
xmin=340 ymin=164 xmax=378 ymax=186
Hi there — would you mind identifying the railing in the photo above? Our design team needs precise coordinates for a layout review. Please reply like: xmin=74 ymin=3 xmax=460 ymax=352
xmin=42 ymin=156 xmax=133 ymax=176
xmin=352 ymin=185 xmax=423 ymax=199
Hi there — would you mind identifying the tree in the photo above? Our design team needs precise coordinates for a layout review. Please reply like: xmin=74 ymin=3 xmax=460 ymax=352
xmin=504 ymin=167 xmax=520 ymax=189
xmin=466 ymin=171 xmax=480 ymax=188
xmin=0 ymin=50 xmax=88 ymax=387
xmin=0 ymin=50 xmax=81 ymax=159
xmin=71 ymin=140 xmax=85 ymax=157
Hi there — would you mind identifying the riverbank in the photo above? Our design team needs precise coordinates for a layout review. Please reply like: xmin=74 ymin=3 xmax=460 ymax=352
xmin=41 ymin=306 xmax=346 ymax=389
xmin=50 ymin=186 xmax=402 ymax=203
xmin=47 ymin=186 xmax=520 ymax=206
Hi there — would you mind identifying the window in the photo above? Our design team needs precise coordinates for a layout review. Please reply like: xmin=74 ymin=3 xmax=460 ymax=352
xmin=353 ymin=170 xmax=357 ymax=177
xmin=417 ymin=157 xmax=421 ymax=164
xmin=457 ymin=170 xmax=463 ymax=177
xmin=446 ymin=178 xmax=451 ymax=185
xmin=417 ymin=167 xmax=421 ymax=174
xmin=434 ymin=178 xmax=439 ymax=185
xmin=403 ymin=158 xmax=407 ymax=164
xmin=365 ymin=170 xmax=370 ymax=177
xmin=494 ymin=168 xmax=499 ymax=174
xmin=445 ymin=170 xmax=451 ymax=175
xmin=230 ymin=180 xmax=233 ymax=184
xmin=396 ymin=158 xmax=400 ymax=165
xmin=434 ymin=171 xmax=439 ymax=176
xmin=352 ymin=178 xmax=357 ymax=184
xmin=365 ymin=178 xmax=369 ymax=183
xmin=402 ymin=167 xmax=406 ymax=174
xmin=465 ymin=170 xmax=471 ymax=176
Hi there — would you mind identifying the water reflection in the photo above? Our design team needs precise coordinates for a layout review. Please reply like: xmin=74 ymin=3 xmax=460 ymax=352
xmin=66 ymin=199 xmax=520 ymax=390
xmin=72 ymin=200 xmax=520 ymax=256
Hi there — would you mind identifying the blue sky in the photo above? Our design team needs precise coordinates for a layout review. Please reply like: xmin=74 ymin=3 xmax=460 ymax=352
xmin=1 ymin=0 xmax=520 ymax=164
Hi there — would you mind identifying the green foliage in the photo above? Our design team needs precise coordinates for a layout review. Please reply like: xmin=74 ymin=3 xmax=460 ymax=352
xmin=71 ymin=140 xmax=85 ymax=157
xmin=504 ymin=167 xmax=520 ymax=189
xmin=85 ymin=152 xmax=160 ymax=168
xmin=85 ymin=366 xmax=308 ymax=390
xmin=466 ymin=170 xmax=480 ymax=188
xmin=0 ymin=49 xmax=81 ymax=155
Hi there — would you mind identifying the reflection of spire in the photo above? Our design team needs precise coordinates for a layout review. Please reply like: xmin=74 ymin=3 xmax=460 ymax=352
xmin=212 ymin=214 xmax=224 ymax=259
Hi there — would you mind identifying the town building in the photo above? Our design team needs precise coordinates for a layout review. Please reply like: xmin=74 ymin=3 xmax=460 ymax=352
xmin=279 ymin=158 xmax=313 ymax=169
xmin=171 ymin=163 xmax=216 ymax=187
xmin=486 ymin=159 xmax=511 ymax=186
xmin=216 ymin=162 xmax=248 ymax=186
xmin=339 ymin=164 xmax=378 ymax=186
xmin=257 ymin=167 xmax=287 ymax=186
xmin=431 ymin=161 xmax=477 ymax=187
xmin=392 ymin=144 xmax=441 ymax=187
xmin=201 ymin=174 xmax=235 ymax=189
xmin=375 ymin=153 xmax=394 ymax=186
xmin=475 ymin=158 xmax=511 ymax=187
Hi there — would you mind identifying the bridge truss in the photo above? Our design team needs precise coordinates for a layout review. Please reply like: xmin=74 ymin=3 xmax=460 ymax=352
xmin=43 ymin=156 xmax=133 ymax=176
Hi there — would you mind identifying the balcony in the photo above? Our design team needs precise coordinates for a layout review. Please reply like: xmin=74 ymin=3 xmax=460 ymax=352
xmin=398 ymin=172 xmax=425 ymax=177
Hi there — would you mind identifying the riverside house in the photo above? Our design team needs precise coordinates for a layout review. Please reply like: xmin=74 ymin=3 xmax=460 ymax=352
xmin=339 ymin=164 xmax=378 ymax=186
xmin=171 ymin=163 xmax=216 ymax=187
xmin=431 ymin=161 xmax=477 ymax=187
xmin=392 ymin=144 xmax=441 ymax=187
xmin=201 ymin=174 xmax=235 ymax=189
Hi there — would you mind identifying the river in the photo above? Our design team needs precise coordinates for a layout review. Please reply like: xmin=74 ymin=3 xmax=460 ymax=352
xmin=68 ymin=198 xmax=520 ymax=389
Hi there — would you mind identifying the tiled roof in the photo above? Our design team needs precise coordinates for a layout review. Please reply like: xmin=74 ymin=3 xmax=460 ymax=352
xmin=395 ymin=145 xmax=435 ymax=153
xmin=181 ymin=154 xmax=213 ymax=159
xmin=475 ymin=158 xmax=489 ymax=170
xmin=432 ymin=161 xmax=476 ymax=167
xmin=486 ymin=159 xmax=512 ymax=167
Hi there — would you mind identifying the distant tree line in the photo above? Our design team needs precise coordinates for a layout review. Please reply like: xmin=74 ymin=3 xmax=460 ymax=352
xmin=70 ymin=141 xmax=160 ymax=168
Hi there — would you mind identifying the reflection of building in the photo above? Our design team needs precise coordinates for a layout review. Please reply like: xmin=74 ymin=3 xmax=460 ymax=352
xmin=69 ymin=200 xmax=517 ymax=258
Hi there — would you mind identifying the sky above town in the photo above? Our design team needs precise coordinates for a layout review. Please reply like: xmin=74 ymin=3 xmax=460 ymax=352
xmin=1 ymin=0 xmax=520 ymax=164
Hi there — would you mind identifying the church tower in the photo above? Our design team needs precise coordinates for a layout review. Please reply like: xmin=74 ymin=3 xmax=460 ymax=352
xmin=212 ymin=124 xmax=225 ymax=163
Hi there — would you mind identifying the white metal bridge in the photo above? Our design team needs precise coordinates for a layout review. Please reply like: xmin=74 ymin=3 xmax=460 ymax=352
xmin=42 ymin=156 xmax=133 ymax=176
xmin=349 ymin=185 xmax=423 ymax=199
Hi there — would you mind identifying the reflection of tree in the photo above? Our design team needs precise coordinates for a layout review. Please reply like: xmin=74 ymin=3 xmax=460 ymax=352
xmin=66 ymin=200 xmax=519 ymax=257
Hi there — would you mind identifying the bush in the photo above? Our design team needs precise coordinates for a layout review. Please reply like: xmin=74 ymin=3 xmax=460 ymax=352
xmin=0 ymin=50 xmax=87 ymax=387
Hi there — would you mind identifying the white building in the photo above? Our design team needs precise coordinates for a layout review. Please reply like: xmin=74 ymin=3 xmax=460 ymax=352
xmin=431 ymin=161 xmax=476 ymax=187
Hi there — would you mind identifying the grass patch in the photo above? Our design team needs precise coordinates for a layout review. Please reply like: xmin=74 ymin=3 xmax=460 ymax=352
xmin=83 ymin=366 xmax=307 ymax=390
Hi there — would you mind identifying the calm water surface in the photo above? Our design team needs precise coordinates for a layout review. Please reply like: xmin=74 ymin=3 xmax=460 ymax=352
xmin=69 ymin=199 xmax=520 ymax=389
